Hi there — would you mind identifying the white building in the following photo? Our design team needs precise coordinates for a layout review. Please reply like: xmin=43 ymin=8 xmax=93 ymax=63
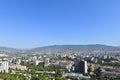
xmin=32 ymin=56 xmax=37 ymax=61
xmin=18 ymin=59 xmax=21 ymax=65
xmin=0 ymin=54 xmax=8 ymax=57
xmin=9 ymin=65 xmax=27 ymax=70
xmin=34 ymin=60 xmax=43 ymax=66
xmin=44 ymin=58 xmax=50 ymax=67
xmin=0 ymin=61 xmax=9 ymax=73
xmin=84 ymin=61 xmax=88 ymax=73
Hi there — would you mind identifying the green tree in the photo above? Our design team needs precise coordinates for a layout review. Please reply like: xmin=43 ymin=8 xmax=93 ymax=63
xmin=94 ymin=67 xmax=101 ymax=77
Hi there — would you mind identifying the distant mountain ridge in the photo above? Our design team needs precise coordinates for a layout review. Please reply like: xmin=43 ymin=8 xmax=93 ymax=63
xmin=0 ymin=47 xmax=25 ymax=55
xmin=31 ymin=44 xmax=119 ymax=50
xmin=29 ymin=44 xmax=120 ymax=54
xmin=0 ymin=44 xmax=120 ymax=55
xmin=0 ymin=47 xmax=18 ymax=50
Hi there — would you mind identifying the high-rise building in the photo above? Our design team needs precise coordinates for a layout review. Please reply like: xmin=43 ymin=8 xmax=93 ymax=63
xmin=17 ymin=59 xmax=21 ymax=65
xmin=44 ymin=58 xmax=50 ymax=67
xmin=0 ymin=61 xmax=9 ymax=73
xmin=74 ymin=60 xmax=88 ymax=73
xmin=32 ymin=56 xmax=37 ymax=61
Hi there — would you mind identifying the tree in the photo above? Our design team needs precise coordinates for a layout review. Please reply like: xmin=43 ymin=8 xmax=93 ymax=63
xmin=56 ymin=77 xmax=67 ymax=80
xmin=94 ymin=67 xmax=101 ymax=77
xmin=55 ymin=69 xmax=63 ymax=78
xmin=38 ymin=73 xmax=48 ymax=80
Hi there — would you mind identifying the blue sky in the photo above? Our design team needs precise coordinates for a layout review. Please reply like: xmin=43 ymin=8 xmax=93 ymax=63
xmin=0 ymin=0 xmax=120 ymax=48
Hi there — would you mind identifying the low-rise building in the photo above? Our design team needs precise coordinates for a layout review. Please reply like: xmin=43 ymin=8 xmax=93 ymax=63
xmin=63 ymin=73 xmax=90 ymax=80
xmin=9 ymin=65 xmax=27 ymax=70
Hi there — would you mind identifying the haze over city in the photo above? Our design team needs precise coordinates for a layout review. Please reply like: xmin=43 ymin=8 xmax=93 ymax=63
xmin=0 ymin=0 xmax=120 ymax=49
xmin=1 ymin=0 xmax=120 ymax=80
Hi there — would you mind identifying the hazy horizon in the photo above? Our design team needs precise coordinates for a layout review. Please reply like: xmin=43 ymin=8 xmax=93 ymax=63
xmin=0 ymin=0 xmax=120 ymax=48
xmin=0 ymin=44 xmax=120 ymax=49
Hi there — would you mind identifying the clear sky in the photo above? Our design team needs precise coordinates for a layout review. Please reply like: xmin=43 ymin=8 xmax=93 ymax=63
xmin=0 ymin=0 xmax=120 ymax=49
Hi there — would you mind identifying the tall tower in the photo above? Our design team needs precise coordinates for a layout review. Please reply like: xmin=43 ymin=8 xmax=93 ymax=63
xmin=84 ymin=61 xmax=88 ymax=73
xmin=74 ymin=60 xmax=88 ymax=73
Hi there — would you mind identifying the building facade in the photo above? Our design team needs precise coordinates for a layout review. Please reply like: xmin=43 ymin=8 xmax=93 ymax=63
xmin=0 ymin=61 xmax=9 ymax=73
xmin=74 ymin=60 xmax=88 ymax=73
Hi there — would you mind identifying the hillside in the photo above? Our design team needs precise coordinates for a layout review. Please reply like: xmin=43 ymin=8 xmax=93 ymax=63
xmin=29 ymin=44 xmax=120 ymax=54
xmin=0 ymin=44 xmax=120 ymax=55
xmin=0 ymin=47 xmax=25 ymax=55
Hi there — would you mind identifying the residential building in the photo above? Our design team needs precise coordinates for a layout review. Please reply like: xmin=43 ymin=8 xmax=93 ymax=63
xmin=0 ymin=61 xmax=9 ymax=73
xmin=74 ymin=60 xmax=88 ymax=73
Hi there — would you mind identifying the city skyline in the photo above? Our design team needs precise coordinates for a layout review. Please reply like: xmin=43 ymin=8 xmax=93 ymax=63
xmin=0 ymin=0 xmax=120 ymax=48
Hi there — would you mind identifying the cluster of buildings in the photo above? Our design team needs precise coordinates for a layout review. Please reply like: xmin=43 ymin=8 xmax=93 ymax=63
xmin=0 ymin=52 xmax=120 ymax=80
xmin=43 ymin=57 xmax=90 ymax=80
xmin=0 ymin=53 xmax=92 ymax=80
xmin=43 ymin=58 xmax=88 ymax=73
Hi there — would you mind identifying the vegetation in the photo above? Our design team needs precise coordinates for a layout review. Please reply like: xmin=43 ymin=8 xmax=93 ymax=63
xmin=0 ymin=73 xmax=26 ymax=80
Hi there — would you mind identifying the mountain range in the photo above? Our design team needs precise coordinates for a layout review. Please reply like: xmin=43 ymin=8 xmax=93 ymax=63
xmin=0 ymin=44 xmax=120 ymax=55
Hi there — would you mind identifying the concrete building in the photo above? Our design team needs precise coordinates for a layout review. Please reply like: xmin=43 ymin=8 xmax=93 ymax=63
xmin=0 ymin=54 xmax=8 ymax=57
xmin=34 ymin=60 xmax=43 ymax=66
xmin=17 ymin=59 xmax=21 ymax=65
xmin=74 ymin=60 xmax=88 ymax=73
xmin=58 ymin=61 xmax=74 ymax=72
xmin=9 ymin=65 xmax=27 ymax=70
xmin=44 ymin=58 xmax=50 ymax=67
xmin=63 ymin=73 xmax=90 ymax=80
xmin=0 ymin=61 xmax=9 ymax=73
xmin=32 ymin=56 xmax=37 ymax=61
